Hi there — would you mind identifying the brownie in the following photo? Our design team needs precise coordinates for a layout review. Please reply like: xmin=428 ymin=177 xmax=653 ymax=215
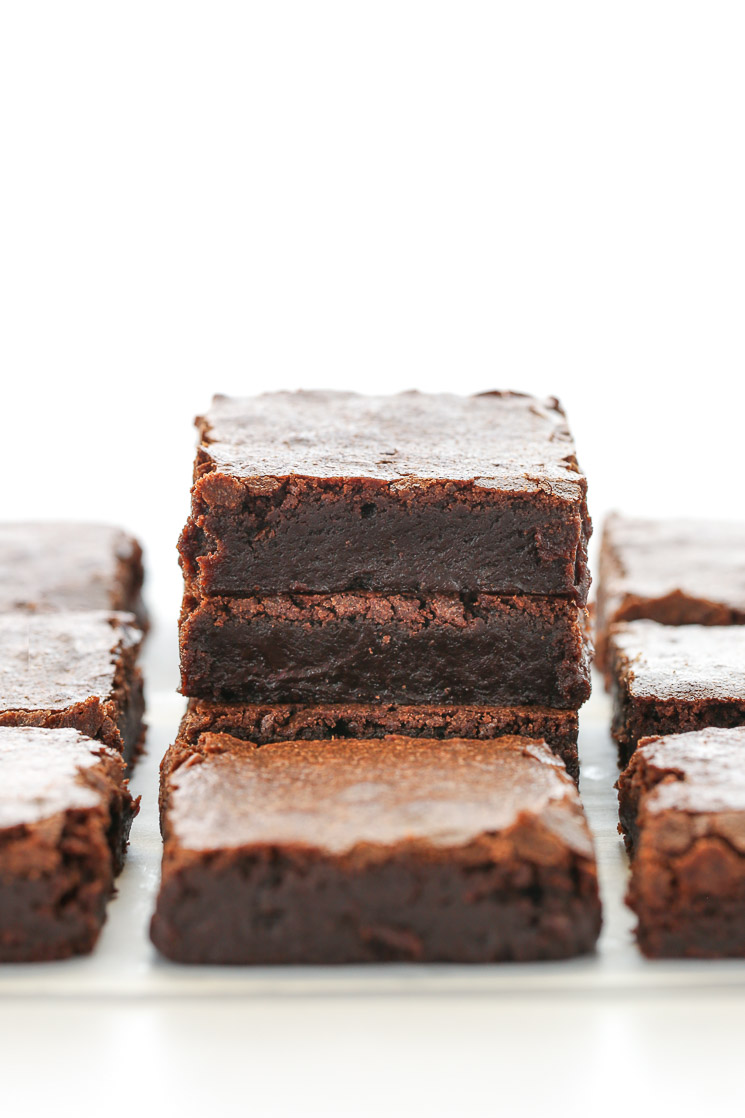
xmin=151 ymin=734 xmax=601 ymax=964
xmin=0 ymin=726 xmax=138 ymax=961
xmin=608 ymin=620 xmax=745 ymax=765
xmin=177 ymin=697 xmax=580 ymax=780
xmin=0 ymin=522 xmax=147 ymax=630
xmin=617 ymin=727 xmax=745 ymax=957
xmin=179 ymin=391 xmax=591 ymax=600
xmin=179 ymin=591 xmax=591 ymax=709
xmin=595 ymin=514 xmax=745 ymax=675
xmin=0 ymin=611 xmax=146 ymax=768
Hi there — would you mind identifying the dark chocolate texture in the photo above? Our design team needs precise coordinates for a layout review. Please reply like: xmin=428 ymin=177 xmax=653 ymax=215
xmin=608 ymin=620 xmax=745 ymax=765
xmin=618 ymin=727 xmax=745 ymax=957
xmin=0 ymin=611 xmax=146 ymax=768
xmin=0 ymin=522 xmax=147 ymax=630
xmin=596 ymin=514 xmax=745 ymax=674
xmin=151 ymin=734 xmax=601 ymax=964
xmin=0 ymin=726 xmax=138 ymax=961
xmin=180 ymin=391 xmax=591 ymax=600
xmin=178 ymin=592 xmax=591 ymax=709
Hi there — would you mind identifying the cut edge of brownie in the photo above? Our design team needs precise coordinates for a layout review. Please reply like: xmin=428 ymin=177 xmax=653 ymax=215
xmin=113 ymin=532 xmax=149 ymax=631
xmin=178 ymin=591 xmax=592 ymax=710
xmin=180 ymin=478 xmax=592 ymax=603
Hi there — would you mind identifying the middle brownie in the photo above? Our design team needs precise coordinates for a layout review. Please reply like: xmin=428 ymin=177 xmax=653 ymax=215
xmin=179 ymin=591 xmax=591 ymax=708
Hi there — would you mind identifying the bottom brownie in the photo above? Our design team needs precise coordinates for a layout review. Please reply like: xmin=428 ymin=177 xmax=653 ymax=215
xmin=0 ymin=726 xmax=138 ymax=962
xmin=151 ymin=734 xmax=601 ymax=964
xmin=617 ymin=727 xmax=745 ymax=958
xmin=177 ymin=698 xmax=580 ymax=780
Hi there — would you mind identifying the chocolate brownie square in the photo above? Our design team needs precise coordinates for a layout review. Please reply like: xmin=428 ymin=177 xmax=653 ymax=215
xmin=0 ymin=726 xmax=138 ymax=961
xmin=177 ymin=698 xmax=580 ymax=781
xmin=0 ymin=522 xmax=147 ymax=630
xmin=179 ymin=591 xmax=591 ymax=709
xmin=607 ymin=620 xmax=745 ymax=765
xmin=595 ymin=514 xmax=745 ymax=675
xmin=0 ymin=611 xmax=145 ymax=768
xmin=179 ymin=391 xmax=591 ymax=600
xmin=618 ymin=727 xmax=745 ymax=957
xmin=151 ymin=734 xmax=601 ymax=964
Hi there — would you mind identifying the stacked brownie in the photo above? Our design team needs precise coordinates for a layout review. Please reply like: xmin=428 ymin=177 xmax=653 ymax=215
xmin=155 ymin=391 xmax=599 ymax=961
xmin=0 ymin=523 xmax=146 ymax=960
xmin=176 ymin=391 xmax=592 ymax=778
xmin=152 ymin=391 xmax=600 ymax=964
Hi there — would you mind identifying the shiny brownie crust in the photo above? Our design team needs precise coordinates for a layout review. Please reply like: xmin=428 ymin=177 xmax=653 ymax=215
xmin=152 ymin=734 xmax=601 ymax=964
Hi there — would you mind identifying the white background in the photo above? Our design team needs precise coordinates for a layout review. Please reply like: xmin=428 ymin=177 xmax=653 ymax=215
xmin=1 ymin=2 xmax=745 ymax=1115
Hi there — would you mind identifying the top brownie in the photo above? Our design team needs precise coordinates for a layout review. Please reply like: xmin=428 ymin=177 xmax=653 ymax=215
xmin=595 ymin=514 xmax=745 ymax=671
xmin=0 ymin=522 xmax=147 ymax=629
xmin=180 ymin=391 xmax=591 ymax=599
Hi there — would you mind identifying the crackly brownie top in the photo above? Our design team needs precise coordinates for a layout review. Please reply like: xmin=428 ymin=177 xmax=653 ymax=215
xmin=0 ymin=611 xmax=140 ymax=712
xmin=196 ymin=391 xmax=586 ymax=499
xmin=601 ymin=514 xmax=745 ymax=611
xmin=0 ymin=522 xmax=141 ymax=612
xmin=609 ymin=620 xmax=745 ymax=702
xmin=632 ymin=728 xmax=745 ymax=822
xmin=0 ymin=726 xmax=119 ymax=829
xmin=167 ymin=734 xmax=594 ymax=857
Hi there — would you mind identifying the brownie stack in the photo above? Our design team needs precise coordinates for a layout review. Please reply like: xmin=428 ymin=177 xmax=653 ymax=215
xmin=155 ymin=391 xmax=599 ymax=963
xmin=175 ymin=391 xmax=592 ymax=776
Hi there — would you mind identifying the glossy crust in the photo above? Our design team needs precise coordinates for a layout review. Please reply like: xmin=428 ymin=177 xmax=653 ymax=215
xmin=618 ymin=728 xmax=745 ymax=957
xmin=151 ymin=734 xmax=601 ymax=964
xmin=0 ymin=522 xmax=147 ymax=631
xmin=179 ymin=391 xmax=591 ymax=601
xmin=0 ymin=611 xmax=146 ymax=768
xmin=595 ymin=514 xmax=745 ymax=676
xmin=179 ymin=591 xmax=591 ymax=709
xmin=176 ymin=697 xmax=580 ymax=781
xmin=608 ymin=620 xmax=745 ymax=765
xmin=0 ymin=726 xmax=138 ymax=961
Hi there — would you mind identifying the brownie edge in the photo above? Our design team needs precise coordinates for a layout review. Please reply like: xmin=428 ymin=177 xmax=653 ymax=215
xmin=179 ymin=592 xmax=592 ymax=709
